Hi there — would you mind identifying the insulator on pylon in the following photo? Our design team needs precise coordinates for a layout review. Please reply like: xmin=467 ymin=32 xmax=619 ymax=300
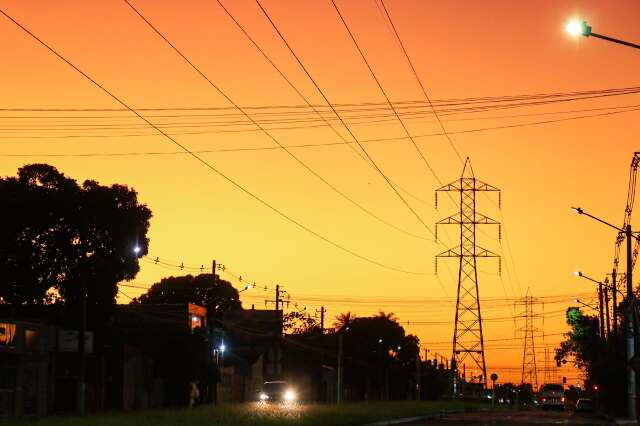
xmin=498 ymin=259 xmax=502 ymax=276
xmin=499 ymin=192 xmax=502 ymax=209
xmin=498 ymin=225 xmax=502 ymax=242
xmin=435 ymin=192 xmax=438 ymax=210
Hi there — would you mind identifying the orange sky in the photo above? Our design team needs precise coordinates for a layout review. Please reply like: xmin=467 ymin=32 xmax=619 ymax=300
xmin=2 ymin=0 xmax=640 ymax=385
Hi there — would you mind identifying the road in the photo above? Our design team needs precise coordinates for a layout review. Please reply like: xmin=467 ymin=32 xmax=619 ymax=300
xmin=404 ymin=410 xmax=614 ymax=425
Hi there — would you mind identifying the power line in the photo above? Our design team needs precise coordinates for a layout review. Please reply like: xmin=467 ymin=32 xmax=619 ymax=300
xmin=2 ymin=85 xmax=638 ymax=112
xmin=2 ymin=104 xmax=639 ymax=143
xmin=254 ymin=0 xmax=437 ymax=241
xmin=377 ymin=0 xmax=462 ymax=164
xmin=123 ymin=0 xmax=439 ymax=245
xmin=0 ymin=7 xmax=432 ymax=277
xmin=330 ymin=0 xmax=441 ymax=185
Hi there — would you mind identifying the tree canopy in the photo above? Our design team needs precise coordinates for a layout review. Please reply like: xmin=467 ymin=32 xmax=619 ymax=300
xmin=0 ymin=164 xmax=151 ymax=320
xmin=556 ymin=306 xmax=625 ymax=414
xmin=132 ymin=274 xmax=242 ymax=319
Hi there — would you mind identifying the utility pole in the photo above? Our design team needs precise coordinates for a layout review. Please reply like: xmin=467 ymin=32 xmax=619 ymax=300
xmin=337 ymin=327 xmax=346 ymax=404
xmin=613 ymin=269 xmax=618 ymax=335
xmin=626 ymin=224 xmax=636 ymax=420
xmin=415 ymin=352 xmax=421 ymax=400
xmin=604 ymin=283 xmax=611 ymax=336
xmin=435 ymin=158 xmax=501 ymax=392
xmin=77 ymin=282 xmax=87 ymax=415
xmin=266 ymin=285 xmax=288 ymax=311
xmin=515 ymin=288 xmax=540 ymax=389
xmin=316 ymin=306 xmax=326 ymax=333
xmin=598 ymin=282 xmax=605 ymax=338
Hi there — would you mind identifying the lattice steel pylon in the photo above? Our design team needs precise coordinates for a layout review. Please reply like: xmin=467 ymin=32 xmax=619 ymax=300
xmin=435 ymin=158 xmax=501 ymax=391
xmin=514 ymin=288 xmax=542 ymax=389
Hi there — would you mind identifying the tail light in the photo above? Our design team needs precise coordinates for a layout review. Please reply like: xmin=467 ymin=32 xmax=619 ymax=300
xmin=561 ymin=397 xmax=565 ymax=402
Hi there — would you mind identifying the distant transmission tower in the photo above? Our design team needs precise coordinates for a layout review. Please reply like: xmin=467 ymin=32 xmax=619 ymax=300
xmin=435 ymin=158 xmax=501 ymax=390
xmin=544 ymin=348 xmax=551 ymax=384
xmin=515 ymin=288 xmax=542 ymax=389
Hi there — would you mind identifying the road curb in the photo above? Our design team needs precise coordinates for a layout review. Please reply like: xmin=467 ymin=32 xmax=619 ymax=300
xmin=362 ymin=408 xmax=488 ymax=426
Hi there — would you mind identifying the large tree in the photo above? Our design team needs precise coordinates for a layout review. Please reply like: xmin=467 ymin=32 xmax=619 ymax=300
xmin=0 ymin=164 xmax=151 ymax=324
xmin=339 ymin=311 xmax=420 ymax=400
xmin=133 ymin=274 xmax=241 ymax=319
xmin=556 ymin=306 xmax=625 ymax=414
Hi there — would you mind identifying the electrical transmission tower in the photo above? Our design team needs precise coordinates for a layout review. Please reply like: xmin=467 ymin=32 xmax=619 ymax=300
xmin=435 ymin=158 xmax=501 ymax=390
xmin=514 ymin=288 xmax=542 ymax=389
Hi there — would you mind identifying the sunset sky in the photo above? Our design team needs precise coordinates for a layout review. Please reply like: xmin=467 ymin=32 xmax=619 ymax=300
xmin=2 ymin=0 xmax=640 ymax=384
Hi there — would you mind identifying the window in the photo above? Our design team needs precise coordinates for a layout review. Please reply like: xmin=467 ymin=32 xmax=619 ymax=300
xmin=190 ymin=314 xmax=202 ymax=330
xmin=0 ymin=323 xmax=16 ymax=349
xmin=25 ymin=329 xmax=39 ymax=352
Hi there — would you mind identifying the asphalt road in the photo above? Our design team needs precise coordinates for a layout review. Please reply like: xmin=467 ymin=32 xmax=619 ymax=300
xmin=404 ymin=410 xmax=615 ymax=425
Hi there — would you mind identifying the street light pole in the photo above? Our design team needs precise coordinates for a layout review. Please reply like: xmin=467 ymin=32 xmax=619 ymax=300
xmin=589 ymin=32 xmax=640 ymax=50
xmin=572 ymin=207 xmax=638 ymax=420
xmin=565 ymin=20 xmax=640 ymax=50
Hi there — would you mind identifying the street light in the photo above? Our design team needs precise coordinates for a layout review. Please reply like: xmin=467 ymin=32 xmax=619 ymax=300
xmin=565 ymin=18 xmax=640 ymax=50
xmin=572 ymin=206 xmax=637 ymax=420
xmin=575 ymin=298 xmax=598 ymax=311
xmin=565 ymin=19 xmax=591 ymax=37
xmin=575 ymin=271 xmax=604 ymax=334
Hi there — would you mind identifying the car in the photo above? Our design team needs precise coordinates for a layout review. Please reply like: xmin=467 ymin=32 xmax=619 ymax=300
xmin=538 ymin=384 xmax=565 ymax=410
xmin=575 ymin=398 xmax=594 ymax=413
xmin=258 ymin=381 xmax=297 ymax=403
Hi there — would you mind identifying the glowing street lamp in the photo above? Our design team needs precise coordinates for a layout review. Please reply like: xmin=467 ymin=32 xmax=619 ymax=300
xmin=564 ymin=18 xmax=640 ymax=50
xmin=565 ymin=19 xmax=591 ymax=37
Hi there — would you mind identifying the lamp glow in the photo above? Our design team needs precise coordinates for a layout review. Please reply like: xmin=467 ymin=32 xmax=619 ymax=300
xmin=284 ymin=389 xmax=296 ymax=402
xmin=565 ymin=19 xmax=583 ymax=36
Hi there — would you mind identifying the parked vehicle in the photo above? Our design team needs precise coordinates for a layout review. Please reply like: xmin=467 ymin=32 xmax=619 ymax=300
xmin=575 ymin=398 xmax=594 ymax=413
xmin=258 ymin=381 xmax=297 ymax=403
xmin=538 ymin=384 xmax=565 ymax=410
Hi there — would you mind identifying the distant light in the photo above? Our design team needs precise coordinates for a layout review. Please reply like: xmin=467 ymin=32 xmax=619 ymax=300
xmin=220 ymin=343 xmax=226 ymax=352
xmin=378 ymin=338 xmax=383 ymax=344
xmin=565 ymin=20 xmax=583 ymax=36
xmin=284 ymin=389 xmax=296 ymax=402
xmin=259 ymin=393 xmax=268 ymax=401
xmin=133 ymin=245 xmax=141 ymax=254
xmin=574 ymin=271 xmax=582 ymax=277
xmin=397 ymin=345 xmax=402 ymax=351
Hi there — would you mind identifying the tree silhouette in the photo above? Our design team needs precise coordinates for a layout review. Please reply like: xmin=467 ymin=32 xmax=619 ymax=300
xmin=283 ymin=310 xmax=319 ymax=335
xmin=0 ymin=164 xmax=151 ymax=326
xmin=133 ymin=274 xmax=241 ymax=319
xmin=333 ymin=311 xmax=357 ymax=329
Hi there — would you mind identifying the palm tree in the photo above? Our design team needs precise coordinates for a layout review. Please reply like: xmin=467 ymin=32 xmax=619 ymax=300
xmin=377 ymin=310 xmax=397 ymax=322
xmin=334 ymin=311 xmax=357 ymax=329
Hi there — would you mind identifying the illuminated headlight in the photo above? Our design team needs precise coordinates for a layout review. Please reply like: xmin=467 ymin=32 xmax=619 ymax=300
xmin=284 ymin=390 xmax=296 ymax=402
xmin=259 ymin=393 xmax=268 ymax=401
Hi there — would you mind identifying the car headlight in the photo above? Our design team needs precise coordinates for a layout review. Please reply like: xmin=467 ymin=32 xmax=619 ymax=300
xmin=259 ymin=393 xmax=268 ymax=401
xmin=284 ymin=389 xmax=296 ymax=402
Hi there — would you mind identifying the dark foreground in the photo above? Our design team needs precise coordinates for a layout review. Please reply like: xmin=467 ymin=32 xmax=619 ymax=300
xmin=405 ymin=410 xmax=614 ymax=425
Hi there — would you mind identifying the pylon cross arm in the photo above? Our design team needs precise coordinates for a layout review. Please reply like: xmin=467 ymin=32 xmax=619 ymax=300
xmin=475 ymin=245 xmax=500 ymax=258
